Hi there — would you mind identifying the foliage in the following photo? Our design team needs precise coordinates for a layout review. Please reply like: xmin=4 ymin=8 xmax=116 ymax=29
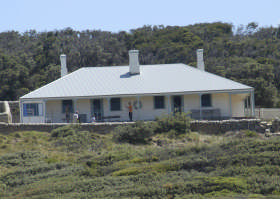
xmin=51 ymin=125 xmax=77 ymax=138
xmin=154 ymin=112 xmax=191 ymax=135
xmin=1 ymin=23 xmax=280 ymax=107
xmin=112 ymin=121 xmax=154 ymax=144
xmin=112 ymin=112 xmax=191 ymax=144
xmin=244 ymin=130 xmax=258 ymax=137
xmin=51 ymin=125 xmax=94 ymax=152
xmin=1 ymin=127 xmax=280 ymax=198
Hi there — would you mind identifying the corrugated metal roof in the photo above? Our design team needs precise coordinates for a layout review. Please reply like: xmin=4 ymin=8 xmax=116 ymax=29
xmin=21 ymin=63 xmax=252 ymax=100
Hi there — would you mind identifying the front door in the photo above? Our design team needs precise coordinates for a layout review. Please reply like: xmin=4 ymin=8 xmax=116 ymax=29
xmin=172 ymin=96 xmax=183 ymax=113
xmin=92 ymin=99 xmax=103 ymax=121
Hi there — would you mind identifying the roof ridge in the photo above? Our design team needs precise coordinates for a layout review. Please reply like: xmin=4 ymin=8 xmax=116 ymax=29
xmin=81 ymin=63 xmax=185 ymax=69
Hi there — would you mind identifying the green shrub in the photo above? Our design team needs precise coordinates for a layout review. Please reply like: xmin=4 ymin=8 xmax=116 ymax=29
xmin=192 ymin=176 xmax=248 ymax=194
xmin=51 ymin=125 xmax=77 ymax=138
xmin=130 ymin=157 xmax=145 ymax=163
xmin=0 ymin=151 xmax=45 ymax=167
xmin=166 ymin=129 xmax=178 ymax=139
xmin=248 ymin=194 xmax=265 ymax=198
xmin=203 ymin=189 xmax=242 ymax=198
xmin=112 ymin=112 xmax=191 ymax=144
xmin=244 ymin=130 xmax=257 ymax=137
xmin=186 ymin=132 xmax=200 ymax=142
xmin=14 ymin=132 xmax=22 ymax=138
xmin=51 ymin=125 xmax=94 ymax=152
xmin=0 ymin=135 xmax=7 ymax=141
xmin=154 ymin=112 xmax=191 ymax=135
xmin=150 ymin=161 xmax=181 ymax=173
xmin=112 ymin=166 xmax=145 ymax=176
xmin=112 ymin=121 xmax=154 ymax=144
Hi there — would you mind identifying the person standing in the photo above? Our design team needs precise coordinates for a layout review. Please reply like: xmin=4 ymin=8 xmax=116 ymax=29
xmin=65 ymin=105 xmax=70 ymax=123
xmin=128 ymin=102 xmax=133 ymax=121
xmin=90 ymin=114 xmax=96 ymax=123
xmin=73 ymin=111 xmax=79 ymax=123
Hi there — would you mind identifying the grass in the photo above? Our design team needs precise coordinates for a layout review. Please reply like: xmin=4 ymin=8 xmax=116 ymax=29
xmin=0 ymin=124 xmax=279 ymax=198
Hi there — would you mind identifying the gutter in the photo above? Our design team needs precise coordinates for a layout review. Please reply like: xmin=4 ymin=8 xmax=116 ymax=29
xmin=19 ymin=88 xmax=253 ymax=101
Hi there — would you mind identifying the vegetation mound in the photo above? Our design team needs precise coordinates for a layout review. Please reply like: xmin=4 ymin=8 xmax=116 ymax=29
xmin=0 ymin=119 xmax=279 ymax=198
xmin=113 ymin=112 xmax=191 ymax=144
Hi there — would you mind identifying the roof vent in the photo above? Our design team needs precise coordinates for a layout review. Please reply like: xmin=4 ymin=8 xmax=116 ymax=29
xmin=60 ymin=54 xmax=68 ymax=77
xmin=196 ymin=49 xmax=205 ymax=71
xmin=129 ymin=50 xmax=140 ymax=75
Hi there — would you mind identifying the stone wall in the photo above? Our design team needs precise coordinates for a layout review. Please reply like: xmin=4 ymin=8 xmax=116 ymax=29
xmin=0 ymin=119 xmax=270 ymax=134
xmin=0 ymin=114 xmax=9 ymax=124
xmin=0 ymin=122 xmax=133 ymax=134
xmin=190 ymin=119 xmax=266 ymax=134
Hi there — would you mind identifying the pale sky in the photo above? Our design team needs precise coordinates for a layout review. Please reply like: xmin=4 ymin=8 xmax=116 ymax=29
xmin=1 ymin=0 xmax=280 ymax=33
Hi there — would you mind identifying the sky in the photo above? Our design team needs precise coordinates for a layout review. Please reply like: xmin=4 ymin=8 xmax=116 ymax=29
xmin=1 ymin=0 xmax=280 ymax=33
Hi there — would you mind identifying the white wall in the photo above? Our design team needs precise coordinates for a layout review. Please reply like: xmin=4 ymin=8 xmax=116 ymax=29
xmin=232 ymin=93 xmax=248 ymax=117
xmin=184 ymin=94 xmax=200 ymax=113
xmin=103 ymin=93 xmax=248 ymax=121
xmin=102 ymin=98 xmax=126 ymax=121
xmin=24 ymin=92 xmax=249 ymax=123
xmin=212 ymin=93 xmax=230 ymax=117
xmin=46 ymin=100 xmax=64 ymax=123
xmin=138 ymin=96 xmax=169 ymax=121
xmin=46 ymin=99 xmax=92 ymax=123
xmin=76 ymin=99 xmax=91 ymax=122
xmin=102 ymin=96 xmax=169 ymax=121
xmin=183 ymin=93 xmax=248 ymax=119
xmin=21 ymin=100 xmax=45 ymax=123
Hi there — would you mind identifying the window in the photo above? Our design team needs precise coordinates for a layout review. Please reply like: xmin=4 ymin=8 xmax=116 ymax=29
xmin=62 ymin=100 xmax=73 ymax=113
xmin=201 ymin=94 xmax=212 ymax=107
xmin=23 ymin=103 xmax=43 ymax=116
xmin=110 ymin=98 xmax=121 ymax=111
xmin=154 ymin=96 xmax=165 ymax=109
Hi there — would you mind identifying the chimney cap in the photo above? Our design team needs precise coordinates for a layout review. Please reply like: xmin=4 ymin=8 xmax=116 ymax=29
xmin=129 ymin=50 xmax=139 ymax=53
xmin=196 ymin=49 xmax=203 ymax=52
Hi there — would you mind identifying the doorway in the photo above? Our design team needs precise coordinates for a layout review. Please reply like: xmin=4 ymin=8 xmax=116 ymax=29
xmin=172 ymin=96 xmax=183 ymax=113
xmin=92 ymin=99 xmax=103 ymax=121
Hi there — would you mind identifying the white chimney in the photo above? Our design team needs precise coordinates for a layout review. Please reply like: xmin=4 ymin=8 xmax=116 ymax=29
xmin=60 ymin=54 xmax=68 ymax=77
xmin=129 ymin=50 xmax=140 ymax=75
xmin=196 ymin=49 xmax=205 ymax=71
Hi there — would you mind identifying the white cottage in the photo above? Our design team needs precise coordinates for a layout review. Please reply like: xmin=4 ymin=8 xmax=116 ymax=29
xmin=20 ymin=50 xmax=255 ymax=123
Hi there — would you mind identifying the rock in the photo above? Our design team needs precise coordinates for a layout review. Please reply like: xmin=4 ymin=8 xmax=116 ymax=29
xmin=265 ymin=129 xmax=271 ymax=137
xmin=272 ymin=117 xmax=280 ymax=133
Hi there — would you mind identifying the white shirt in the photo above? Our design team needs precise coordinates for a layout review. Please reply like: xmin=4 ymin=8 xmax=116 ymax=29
xmin=73 ymin=113 xmax=79 ymax=119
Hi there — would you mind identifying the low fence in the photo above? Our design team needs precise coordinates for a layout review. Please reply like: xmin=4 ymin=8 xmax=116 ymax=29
xmin=255 ymin=108 xmax=280 ymax=120
xmin=0 ymin=119 xmax=270 ymax=134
